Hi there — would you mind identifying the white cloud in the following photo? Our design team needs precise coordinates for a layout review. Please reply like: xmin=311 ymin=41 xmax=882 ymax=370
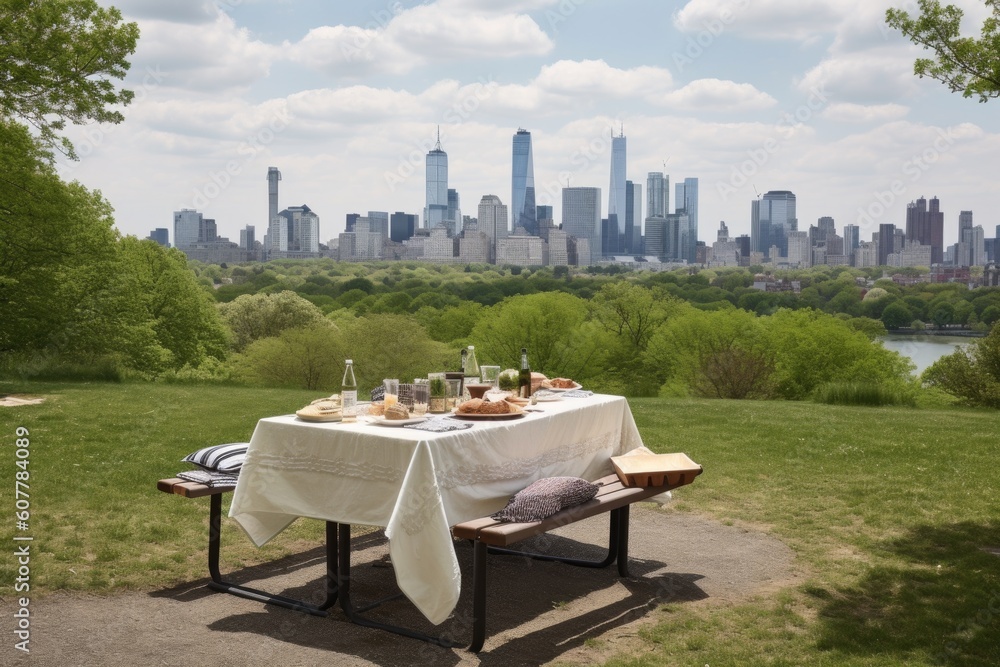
xmin=821 ymin=102 xmax=909 ymax=123
xmin=129 ymin=13 xmax=278 ymax=91
xmin=114 ymin=0 xmax=218 ymax=24
xmin=534 ymin=59 xmax=673 ymax=97
xmin=673 ymin=0 xmax=851 ymax=42
xmin=656 ymin=79 xmax=777 ymax=112
xmin=287 ymin=3 xmax=552 ymax=77
xmin=797 ymin=48 xmax=920 ymax=103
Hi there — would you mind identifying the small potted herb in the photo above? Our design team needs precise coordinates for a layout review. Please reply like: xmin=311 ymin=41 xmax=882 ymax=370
xmin=428 ymin=373 xmax=448 ymax=413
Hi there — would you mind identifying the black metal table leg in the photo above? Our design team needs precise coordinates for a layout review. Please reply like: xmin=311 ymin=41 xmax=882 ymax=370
xmin=470 ymin=540 xmax=488 ymax=653
xmin=205 ymin=492 xmax=333 ymax=616
xmin=336 ymin=523 xmax=463 ymax=648
xmin=615 ymin=506 xmax=631 ymax=577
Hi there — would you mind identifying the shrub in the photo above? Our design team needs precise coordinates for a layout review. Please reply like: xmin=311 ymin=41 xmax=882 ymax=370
xmin=813 ymin=382 xmax=915 ymax=407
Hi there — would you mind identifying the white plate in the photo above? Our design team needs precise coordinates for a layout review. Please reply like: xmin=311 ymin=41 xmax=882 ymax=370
xmin=543 ymin=381 xmax=582 ymax=392
xmin=371 ymin=416 xmax=428 ymax=427
xmin=531 ymin=391 xmax=563 ymax=402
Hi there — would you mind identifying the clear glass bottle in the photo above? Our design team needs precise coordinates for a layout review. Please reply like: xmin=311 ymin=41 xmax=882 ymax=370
xmin=341 ymin=359 xmax=357 ymax=422
xmin=465 ymin=345 xmax=480 ymax=381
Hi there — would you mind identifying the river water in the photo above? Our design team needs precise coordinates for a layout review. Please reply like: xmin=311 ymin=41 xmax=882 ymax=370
xmin=880 ymin=335 xmax=973 ymax=375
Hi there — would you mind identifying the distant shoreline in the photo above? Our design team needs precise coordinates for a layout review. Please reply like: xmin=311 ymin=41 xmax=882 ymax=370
xmin=885 ymin=329 xmax=986 ymax=338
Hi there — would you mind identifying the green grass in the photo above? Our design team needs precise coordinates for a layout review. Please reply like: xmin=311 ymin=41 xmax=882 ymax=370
xmin=813 ymin=382 xmax=917 ymax=407
xmin=1 ymin=381 xmax=998 ymax=665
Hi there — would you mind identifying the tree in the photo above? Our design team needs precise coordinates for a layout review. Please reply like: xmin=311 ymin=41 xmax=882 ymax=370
xmin=218 ymin=291 xmax=331 ymax=351
xmin=924 ymin=326 xmax=1000 ymax=406
xmin=886 ymin=0 xmax=1000 ymax=102
xmin=0 ymin=0 xmax=140 ymax=158
xmin=235 ymin=325 xmax=347 ymax=390
xmin=881 ymin=301 xmax=914 ymax=330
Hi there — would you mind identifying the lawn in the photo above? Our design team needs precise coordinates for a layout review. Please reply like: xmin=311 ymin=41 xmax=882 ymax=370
xmin=1 ymin=381 xmax=997 ymax=666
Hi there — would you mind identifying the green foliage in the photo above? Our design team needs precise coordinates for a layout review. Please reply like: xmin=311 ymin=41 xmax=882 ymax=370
xmin=813 ymin=382 xmax=916 ymax=407
xmin=339 ymin=314 xmax=453 ymax=392
xmin=886 ymin=0 xmax=1000 ymax=102
xmin=234 ymin=325 xmax=346 ymax=390
xmin=0 ymin=0 xmax=140 ymax=159
xmin=880 ymin=301 xmax=914 ymax=330
xmin=218 ymin=290 xmax=331 ymax=352
xmin=923 ymin=325 xmax=1000 ymax=406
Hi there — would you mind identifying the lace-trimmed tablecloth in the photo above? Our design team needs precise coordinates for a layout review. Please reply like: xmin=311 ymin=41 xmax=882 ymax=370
xmin=229 ymin=394 xmax=645 ymax=625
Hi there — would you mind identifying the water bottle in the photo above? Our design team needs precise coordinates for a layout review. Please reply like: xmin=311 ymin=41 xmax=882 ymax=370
xmin=341 ymin=359 xmax=357 ymax=422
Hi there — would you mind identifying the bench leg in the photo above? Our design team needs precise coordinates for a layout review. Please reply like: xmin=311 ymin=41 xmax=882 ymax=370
xmin=336 ymin=523 xmax=462 ymax=648
xmin=615 ymin=506 xmax=630 ymax=578
xmin=204 ymin=493 xmax=334 ymax=616
xmin=470 ymin=540 xmax=487 ymax=652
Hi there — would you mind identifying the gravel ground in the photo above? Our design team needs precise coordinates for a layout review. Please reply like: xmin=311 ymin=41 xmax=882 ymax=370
xmin=3 ymin=507 xmax=795 ymax=667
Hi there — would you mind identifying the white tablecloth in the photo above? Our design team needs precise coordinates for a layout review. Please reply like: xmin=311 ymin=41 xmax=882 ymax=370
xmin=229 ymin=394 xmax=645 ymax=624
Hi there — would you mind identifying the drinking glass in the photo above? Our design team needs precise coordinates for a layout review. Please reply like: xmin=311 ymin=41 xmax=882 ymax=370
xmin=480 ymin=365 xmax=501 ymax=388
xmin=383 ymin=379 xmax=399 ymax=409
xmin=445 ymin=378 xmax=462 ymax=409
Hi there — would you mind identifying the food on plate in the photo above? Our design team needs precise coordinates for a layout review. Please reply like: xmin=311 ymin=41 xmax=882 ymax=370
xmin=369 ymin=401 xmax=385 ymax=416
xmin=457 ymin=398 xmax=523 ymax=415
xmin=385 ymin=403 xmax=411 ymax=420
xmin=542 ymin=377 xmax=577 ymax=389
xmin=530 ymin=371 xmax=547 ymax=393
xmin=310 ymin=394 xmax=341 ymax=407
xmin=308 ymin=399 xmax=342 ymax=413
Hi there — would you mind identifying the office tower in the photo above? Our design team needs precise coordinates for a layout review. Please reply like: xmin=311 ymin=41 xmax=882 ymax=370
xmin=345 ymin=213 xmax=360 ymax=233
xmin=735 ymin=234 xmax=751 ymax=260
xmin=675 ymin=178 xmax=699 ymax=262
xmin=447 ymin=190 xmax=461 ymax=236
xmin=239 ymin=225 xmax=255 ymax=250
xmin=561 ymin=187 xmax=602 ymax=257
xmin=646 ymin=172 xmax=669 ymax=218
xmin=752 ymin=191 xmax=796 ymax=259
xmin=425 ymin=128 xmax=448 ymax=229
xmin=390 ymin=212 xmax=418 ymax=243
xmin=787 ymin=231 xmax=810 ymax=267
xmin=267 ymin=166 xmax=281 ymax=227
xmin=625 ymin=180 xmax=642 ymax=254
xmin=173 ymin=209 xmax=202 ymax=249
xmin=478 ymin=195 xmax=508 ymax=263
xmin=277 ymin=205 xmax=320 ymax=253
xmin=511 ymin=129 xmax=537 ymax=236
xmin=536 ymin=205 xmax=553 ymax=222
xmin=606 ymin=129 xmax=627 ymax=255
xmin=878 ymin=223 xmax=896 ymax=266
xmin=718 ymin=221 xmax=730 ymax=242
xmin=664 ymin=212 xmax=689 ymax=261
xmin=643 ymin=216 xmax=666 ymax=259
xmin=147 ymin=228 xmax=170 ymax=247
xmin=367 ymin=211 xmax=389 ymax=238
xmin=905 ymin=196 xmax=944 ymax=264
xmin=843 ymin=224 xmax=860 ymax=258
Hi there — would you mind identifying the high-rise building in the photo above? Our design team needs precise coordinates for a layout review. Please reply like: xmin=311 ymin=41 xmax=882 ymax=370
xmin=267 ymin=166 xmax=281 ymax=229
xmin=606 ymin=129 xmax=627 ymax=255
xmin=390 ymin=212 xmax=418 ymax=243
xmin=643 ymin=216 xmax=666 ymax=259
xmin=787 ymin=231 xmax=810 ymax=267
xmin=147 ymin=228 xmax=170 ymax=247
xmin=664 ymin=212 xmax=690 ymax=262
xmin=425 ymin=128 xmax=448 ymax=230
xmin=173 ymin=209 xmax=202 ymax=249
xmin=878 ymin=223 xmax=896 ymax=266
xmin=277 ymin=205 xmax=320 ymax=253
xmin=477 ymin=195 xmax=508 ymax=263
xmin=905 ymin=196 xmax=944 ymax=264
xmin=844 ymin=224 xmax=860 ymax=259
xmin=646 ymin=172 xmax=669 ymax=218
xmin=345 ymin=213 xmax=360 ymax=233
xmin=511 ymin=129 xmax=537 ymax=236
xmin=753 ymin=191 xmax=796 ymax=259
xmin=561 ymin=187 xmax=602 ymax=259
xmin=536 ymin=205 xmax=553 ymax=222
xmin=239 ymin=225 xmax=255 ymax=250
xmin=625 ymin=180 xmax=642 ymax=254
xmin=446 ymin=190 xmax=461 ymax=236
xmin=367 ymin=211 xmax=389 ymax=238
xmin=675 ymin=178 xmax=699 ymax=262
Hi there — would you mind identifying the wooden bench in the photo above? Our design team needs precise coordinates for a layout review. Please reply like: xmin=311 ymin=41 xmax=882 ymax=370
xmin=157 ymin=477 xmax=335 ymax=616
xmin=452 ymin=472 xmax=699 ymax=652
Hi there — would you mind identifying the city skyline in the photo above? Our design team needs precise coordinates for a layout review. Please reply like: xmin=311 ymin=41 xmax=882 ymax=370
xmin=59 ymin=1 xmax=1000 ymax=251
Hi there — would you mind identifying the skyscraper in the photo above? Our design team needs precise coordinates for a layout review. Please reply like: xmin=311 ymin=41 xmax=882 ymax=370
xmin=844 ymin=224 xmax=860 ymax=260
xmin=239 ymin=225 xmax=255 ymax=250
xmin=173 ymin=209 xmax=202 ymax=249
xmin=646 ymin=172 xmax=669 ymax=218
xmin=478 ymin=195 xmax=508 ymax=263
xmin=878 ymin=223 xmax=896 ymax=266
xmin=753 ymin=191 xmax=796 ymax=259
xmin=511 ymin=129 xmax=537 ymax=236
xmin=562 ymin=187 xmax=602 ymax=259
xmin=675 ymin=178 xmax=699 ymax=262
xmin=625 ymin=180 xmax=642 ymax=254
xmin=905 ymin=196 xmax=944 ymax=264
xmin=390 ymin=212 xmax=418 ymax=243
xmin=447 ymin=189 xmax=461 ymax=236
xmin=425 ymin=128 xmax=448 ymax=230
xmin=606 ymin=129 xmax=627 ymax=255
xmin=267 ymin=167 xmax=281 ymax=228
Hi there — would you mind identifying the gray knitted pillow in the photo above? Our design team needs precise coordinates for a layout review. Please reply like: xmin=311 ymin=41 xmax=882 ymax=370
xmin=491 ymin=477 xmax=600 ymax=523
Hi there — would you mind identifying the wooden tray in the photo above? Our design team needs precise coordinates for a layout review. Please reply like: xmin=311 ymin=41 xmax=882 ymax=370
xmin=611 ymin=452 xmax=703 ymax=488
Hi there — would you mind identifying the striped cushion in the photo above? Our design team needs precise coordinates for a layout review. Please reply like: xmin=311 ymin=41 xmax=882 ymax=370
xmin=491 ymin=477 xmax=600 ymax=523
xmin=182 ymin=443 xmax=248 ymax=474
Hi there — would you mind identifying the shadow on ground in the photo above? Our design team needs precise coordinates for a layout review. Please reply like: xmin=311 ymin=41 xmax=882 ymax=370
xmin=811 ymin=520 xmax=1000 ymax=666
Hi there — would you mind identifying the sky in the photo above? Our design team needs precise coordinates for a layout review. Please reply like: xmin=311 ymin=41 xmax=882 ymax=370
xmin=59 ymin=0 xmax=1000 ymax=250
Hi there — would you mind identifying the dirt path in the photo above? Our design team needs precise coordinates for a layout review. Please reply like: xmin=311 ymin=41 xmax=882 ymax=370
xmin=4 ymin=508 xmax=795 ymax=666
